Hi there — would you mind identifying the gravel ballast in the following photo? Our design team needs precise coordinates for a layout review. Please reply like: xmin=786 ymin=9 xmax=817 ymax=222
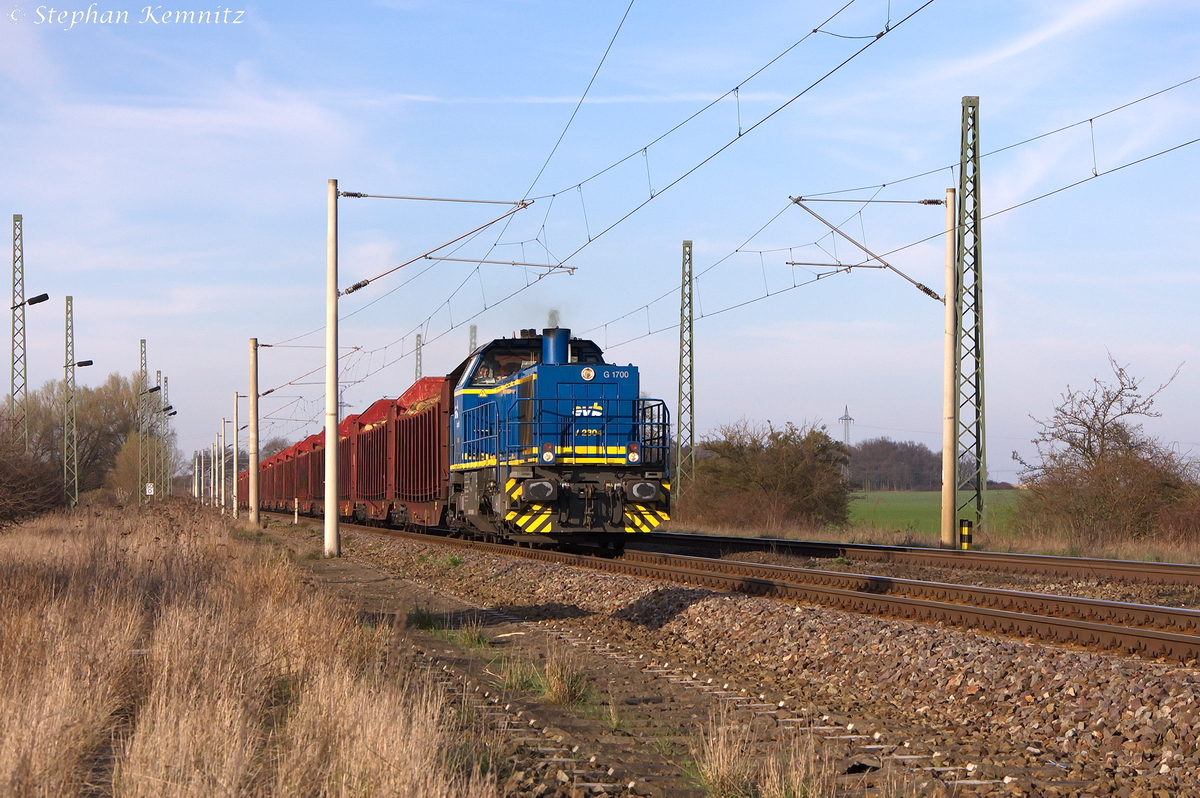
xmin=349 ymin=531 xmax=1200 ymax=794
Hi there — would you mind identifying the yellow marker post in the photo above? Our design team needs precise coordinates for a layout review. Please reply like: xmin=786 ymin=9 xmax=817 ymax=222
xmin=959 ymin=519 xmax=974 ymax=551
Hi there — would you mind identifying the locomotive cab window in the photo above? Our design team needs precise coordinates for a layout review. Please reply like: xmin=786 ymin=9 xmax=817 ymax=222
xmin=469 ymin=348 xmax=540 ymax=386
xmin=569 ymin=343 xmax=605 ymax=364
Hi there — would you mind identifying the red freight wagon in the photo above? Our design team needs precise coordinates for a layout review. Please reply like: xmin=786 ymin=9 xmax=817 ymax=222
xmin=243 ymin=376 xmax=451 ymax=527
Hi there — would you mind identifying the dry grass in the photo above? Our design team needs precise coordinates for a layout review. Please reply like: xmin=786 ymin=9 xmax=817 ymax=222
xmin=691 ymin=707 xmax=924 ymax=798
xmin=693 ymin=714 xmax=843 ymax=798
xmin=666 ymin=518 xmax=932 ymax=547
xmin=540 ymin=645 xmax=592 ymax=706
xmin=670 ymin=515 xmax=1200 ymax=564
xmin=487 ymin=645 xmax=592 ymax=707
xmin=978 ymin=523 xmax=1200 ymax=563
xmin=0 ymin=503 xmax=496 ymax=797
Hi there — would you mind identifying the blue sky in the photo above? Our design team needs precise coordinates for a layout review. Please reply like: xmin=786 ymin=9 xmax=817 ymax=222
xmin=2 ymin=0 xmax=1198 ymax=481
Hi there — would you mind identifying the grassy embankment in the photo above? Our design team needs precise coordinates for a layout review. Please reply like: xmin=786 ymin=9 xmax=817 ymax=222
xmin=676 ymin=490 xmax=1200 ymax=562
xmin=0 ymin=504 xmax=495 ymax=797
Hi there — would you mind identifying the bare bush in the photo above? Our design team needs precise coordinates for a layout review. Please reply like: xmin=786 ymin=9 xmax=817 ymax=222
xmin=1015 ymin=357 xmax=1200 ymax=543
xmin=0 ymin=429 xmax=63 ymax=528
xmin=681 ymin=419 xmax=850 ymax=532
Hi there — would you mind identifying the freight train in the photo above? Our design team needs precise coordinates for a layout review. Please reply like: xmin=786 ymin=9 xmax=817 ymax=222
xmin=239 ymin=327 xmax=671 ymax=550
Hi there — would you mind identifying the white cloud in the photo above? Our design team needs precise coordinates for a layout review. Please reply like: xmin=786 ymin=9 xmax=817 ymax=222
xmin=939 ymin=0 xmax=1153 ymax=78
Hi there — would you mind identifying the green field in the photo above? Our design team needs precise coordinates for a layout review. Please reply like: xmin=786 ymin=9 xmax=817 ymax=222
xmin=849 ymin=490 xmax=1021 ymax=536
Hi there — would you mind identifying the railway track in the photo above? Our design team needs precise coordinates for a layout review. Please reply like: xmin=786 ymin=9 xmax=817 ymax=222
xmin=636 ymin=530 xmax=1200 ymax=586
xmin=266 ymin=514 xmax=1200 ymax=792
xmin=275 ymin=515 xmax=1200 ymax=663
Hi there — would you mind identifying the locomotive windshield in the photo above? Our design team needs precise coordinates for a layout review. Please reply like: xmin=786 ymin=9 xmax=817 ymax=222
xmin=460 ymin=336 xmax=608 ymax=388
xmin=469 ymin=348 xmax=540 ymax=386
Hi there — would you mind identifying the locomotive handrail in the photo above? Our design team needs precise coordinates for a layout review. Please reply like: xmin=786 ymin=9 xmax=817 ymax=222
xmin=456 ymin=397 xmax=670 ymax=471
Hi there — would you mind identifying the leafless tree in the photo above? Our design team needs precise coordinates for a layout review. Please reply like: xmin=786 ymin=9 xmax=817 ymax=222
xmin=1015 ymin=357 xmax=1198 ymax=540
xmin=0 ymin=415 xmax=63 ymax=528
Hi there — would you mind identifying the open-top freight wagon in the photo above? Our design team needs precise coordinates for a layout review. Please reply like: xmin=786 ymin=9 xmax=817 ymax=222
xmin=239 ymin=327 xmax=671 ymax=550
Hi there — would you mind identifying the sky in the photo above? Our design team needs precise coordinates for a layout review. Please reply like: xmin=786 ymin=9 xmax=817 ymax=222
xmin=2 ymin=0 xmax=1198 ymax=482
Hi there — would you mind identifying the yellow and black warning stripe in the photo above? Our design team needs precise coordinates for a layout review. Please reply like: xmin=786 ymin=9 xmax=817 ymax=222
xmin=623 ymin=503 xmax=670 ymax=534
xmin=503 ymin=479 xmax=554 ymax=534
xmin=505 ymin=504 xmax=555 ymax=534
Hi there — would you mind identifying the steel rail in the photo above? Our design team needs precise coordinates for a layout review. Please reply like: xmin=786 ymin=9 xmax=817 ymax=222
xmin=636 ymin=532 xmax=1200 ymax=586
xmin=622 ymin=550 xmax=1200 ymax=635
xmin=272 ymin=515 xmax=1200 ymax=663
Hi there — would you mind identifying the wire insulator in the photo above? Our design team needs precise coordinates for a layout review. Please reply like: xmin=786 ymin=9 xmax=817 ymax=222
xmin=915 ymin=283 xmax=943 ymax=302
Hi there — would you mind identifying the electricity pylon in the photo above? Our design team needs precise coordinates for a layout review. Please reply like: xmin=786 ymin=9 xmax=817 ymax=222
xmin=838 ymin=405 xmax=853 ymax=478
xmin=675 ymin=240 xmax=695 ymax=501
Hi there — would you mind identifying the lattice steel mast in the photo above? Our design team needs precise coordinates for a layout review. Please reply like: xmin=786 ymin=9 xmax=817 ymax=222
xmin=10 ymin=214 xmax=26 ymax=450
xmin=64 ymin=297 xmax=79 ymax=506
xmin=138 ymin=340 xmax=152 ymax=503
xmin=154 ymin=370 xmax=163 ymax=500
xmin=954 ymin=96 xmax=987 ymax=530
xmin=675 ymin=240 xmax=695 ymax=501
xmin=161 ymin=375 xmax=171 ymax=500
xmin=415 ymin=333 xmax=423 ymax=380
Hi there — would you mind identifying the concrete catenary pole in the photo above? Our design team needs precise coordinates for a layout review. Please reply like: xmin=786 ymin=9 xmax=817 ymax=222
xmin=210 ymin=439 xmax=217 ymax=507
xmin=217 ymin=426 xmax=225 ymax=513
xmin=248 ymin=338 xmax=260 ymax=525
xmin=232 ymin=391 xmax=239 ymax=519
xmin=192 ymin=451 xmax=198 ymax=500
xmin=324 ymin=179 xmax=341 ymax=557
xmin=940 ymin=187 xmax=958 ymax=548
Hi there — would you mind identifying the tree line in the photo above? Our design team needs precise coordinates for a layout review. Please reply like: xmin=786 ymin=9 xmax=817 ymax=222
xmin=677 ymin=359 xmax=1198 ymax=541
xmin=0 ymin=372 xmax=177 ymax=525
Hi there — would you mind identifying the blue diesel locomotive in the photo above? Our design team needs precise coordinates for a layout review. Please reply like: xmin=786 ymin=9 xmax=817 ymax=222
xmin=246 ymin=327 xmax=671 ymax=550
xmin=449 ymin=327 xmax=671 ymax=549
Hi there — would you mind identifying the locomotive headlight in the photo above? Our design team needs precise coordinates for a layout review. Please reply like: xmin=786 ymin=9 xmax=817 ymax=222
xmin=540 ymin=442 xmax=556 ymax=463
xmin=623 ymin=479 xmax=659 ymax=502
xmin=626 ymin=442 xmax=640 ymax=464
xmin=521 ymin=479 xmax=558 ymax=502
